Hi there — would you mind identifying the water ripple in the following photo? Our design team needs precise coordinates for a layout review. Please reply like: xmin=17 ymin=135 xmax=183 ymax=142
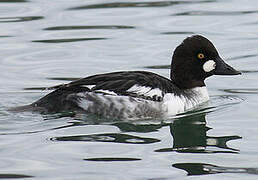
xmin=240 ymin=70 xmax=258 ymax=74
xmin=144 ymin=64 xmax=170 ymax=69
xmin=172 ymin=10 xmax=258 ymax=16
xmin=84 ymin=157 xmax=141 ymax=162
xmin=161 ymin=31 xmax=195 ymax=35
xmin=228 ymin=53 xmax=258 ymax=60
xmin=222 ymin=88 xmax=258 ymax=94
xmin=0 ymin=174 xmax=33 ymax=178
xmin=67 ymin=0 xmax=215 ymax=10
xmin=0 ymin=0 xmax=28 ymax=2
xmin=0 ymin=35 xmax=12 ymax=38
xmin=47 ymin=77 xmax=80 ymax=81
xmin=44 ymin=25 xmax=135 ymax=31
xmin=32 ymin=37 xmax=107 ymax=43
xmin=0 ymin=16 xmax=43 ymax=23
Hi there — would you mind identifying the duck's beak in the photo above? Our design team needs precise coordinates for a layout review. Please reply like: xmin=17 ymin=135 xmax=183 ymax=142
xmin=214 ymin=57 xmax=241 ymax=75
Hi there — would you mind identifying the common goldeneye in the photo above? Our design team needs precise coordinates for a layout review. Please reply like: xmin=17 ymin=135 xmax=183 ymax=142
xmin=12 ymin=35 xmax=241 ymax=119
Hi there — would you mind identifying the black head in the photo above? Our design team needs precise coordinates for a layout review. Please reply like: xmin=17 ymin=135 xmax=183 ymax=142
xmin=170 ymin=35 xmax=241 ymax=89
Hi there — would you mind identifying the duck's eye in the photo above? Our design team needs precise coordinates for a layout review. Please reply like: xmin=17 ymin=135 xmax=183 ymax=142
xmin=197 ymin=53 xmax=205 ymax=59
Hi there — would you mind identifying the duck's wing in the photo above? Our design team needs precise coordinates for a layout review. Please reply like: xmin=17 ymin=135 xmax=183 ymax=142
xmin=50 ymin=71 xmax=180 ymax=101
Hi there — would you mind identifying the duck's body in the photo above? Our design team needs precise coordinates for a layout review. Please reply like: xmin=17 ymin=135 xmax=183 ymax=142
xmin=26 ymin=71 xmax=209 ymax=119
xmin=11 ymin=35 xmax=240 ymax=119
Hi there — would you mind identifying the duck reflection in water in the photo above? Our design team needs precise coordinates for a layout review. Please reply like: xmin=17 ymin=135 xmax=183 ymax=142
xmin=155 ymin=112 xmax=242 ymax=153
xmin=52 ymin=111 xmax=242 ymax=154
xmin=158 ymin=112 xmax=254 ymax=176
xmin=50 ymin=111 xmax=242 ymax=164
xmin=172 ymin=163 xmax=258 ymax=176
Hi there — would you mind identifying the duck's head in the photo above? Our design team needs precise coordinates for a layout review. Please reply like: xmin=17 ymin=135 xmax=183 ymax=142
xmin=170 ymin=35 xmax=241 ymax=89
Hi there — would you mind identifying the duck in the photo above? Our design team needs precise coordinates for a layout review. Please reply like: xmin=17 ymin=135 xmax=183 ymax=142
xmin=11 ymin=35 xmax=241 ymax=119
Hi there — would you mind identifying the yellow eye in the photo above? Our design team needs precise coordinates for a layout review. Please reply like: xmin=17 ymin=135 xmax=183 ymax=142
xmin=197 ymin=53 xmax=205 ymax=59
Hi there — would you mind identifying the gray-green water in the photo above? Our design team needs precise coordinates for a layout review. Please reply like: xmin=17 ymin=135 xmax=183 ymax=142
xmin=0 ymin=0 xmax=258 ymax=179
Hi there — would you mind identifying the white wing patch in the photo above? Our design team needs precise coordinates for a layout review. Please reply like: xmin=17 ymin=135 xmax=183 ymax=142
xmin=127 ymin=84 xmax=152 ymax=94
xmin=81 ymin=85 xmax=95 ymax=90
xmin=127 ymin=84 xmax=163 ymax=98
xmin=80 ymin=85 xmax=117 ymax=95
xmin=94 ymin=89 xmax=117 ymax=95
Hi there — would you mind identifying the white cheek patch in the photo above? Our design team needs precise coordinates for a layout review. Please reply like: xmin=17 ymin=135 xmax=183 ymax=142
xmin=203 ymin=60 xmax=216 ymax=72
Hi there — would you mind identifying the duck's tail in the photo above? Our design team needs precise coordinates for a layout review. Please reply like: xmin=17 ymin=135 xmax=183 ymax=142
xmin=8 ymin=104 xmax=34 ymax=112
xmin=8 ymin=104 xmax=46 ymax=113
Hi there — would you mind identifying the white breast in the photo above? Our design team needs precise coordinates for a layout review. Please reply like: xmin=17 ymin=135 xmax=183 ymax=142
xmin=162 ymin=87 xmax=209 ymax=116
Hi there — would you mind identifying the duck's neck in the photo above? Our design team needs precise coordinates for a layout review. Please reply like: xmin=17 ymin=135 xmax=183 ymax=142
xmin=170 ymin=69 xmax=206 ymax=90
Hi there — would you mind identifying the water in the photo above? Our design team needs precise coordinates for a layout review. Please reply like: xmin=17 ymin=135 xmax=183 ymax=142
xmin=0 ymin=0 xmax=258 ymax=179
